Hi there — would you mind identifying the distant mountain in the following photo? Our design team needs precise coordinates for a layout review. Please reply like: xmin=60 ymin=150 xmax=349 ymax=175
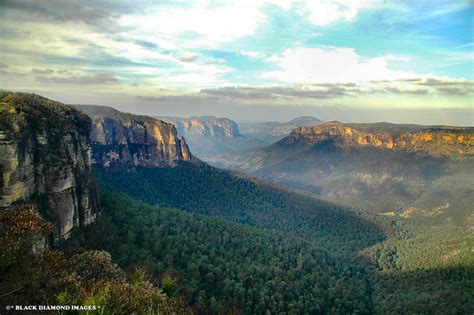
xmin=158 ymin=116 xmax=265 ymax=161
xmin=160 ymin=116 xmax=241 ymax=138
xmin=239 ymin=116 xmax=323 ymax=143
xmin=227 ymin=121 xmax=474 ymax=226
xmin=75 ymin=105 xmax=192 ymax=168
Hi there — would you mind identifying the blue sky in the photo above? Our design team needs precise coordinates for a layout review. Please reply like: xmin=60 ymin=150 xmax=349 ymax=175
xmin=0 ymin=0 xmax=472 ymax=124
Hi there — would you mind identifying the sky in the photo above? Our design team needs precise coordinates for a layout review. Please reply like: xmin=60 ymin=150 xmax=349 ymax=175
xmin=0 ymin=0 xmax=473 ymax=124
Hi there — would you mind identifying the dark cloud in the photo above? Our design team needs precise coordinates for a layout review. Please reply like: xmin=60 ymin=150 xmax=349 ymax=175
xmin=408 ymin=77 xmax=474 ymax=95
xmin=200 ymin=78 xmax=472 ymax=100
xmin=35 ymin=72 xmax=119 ymax=84
xmin=381 ymin=86 xmax=429 ymax=95
xmin=414 ymin=78 xmax=470 ymax=86
xmin=201 ymin=85 xmax=352 ymax=99
xmin=0 ymin=0 xmax=114 ymax=25
xmin=134 ymin=40 xmax=160 ymax=50
xmin=434 ymin=86 xmax=474 ymax=95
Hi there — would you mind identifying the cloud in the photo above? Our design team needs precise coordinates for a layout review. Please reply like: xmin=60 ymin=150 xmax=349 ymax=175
xmin=241 ymin=51 xmax=263 ymax=58
xmin=201 ymin=84 xmax=351 ymax=99
xmin=137 ymin=95 xmax=218 ymax=102
xmin=178 ymin=53 xmax=199 ymax=63
xmin=32 ymin=68 xmax=55 ymax=74
xmin=304 ymin=0 xmax=375 ymax=26
xmin=379 ymin=85 xmax=428 ymax=95
xmin=201 ymin=76 xmax=473 ymax=100
xmin=0 ymin=0 xmax=114 ymax=25
xmin=117 ymin=3 xmax=267 ymax=48
xmin=35 ymin=71 xmax=119 ymax=84
xmin=406 ymin=77 xmax=474 ymax=95
xmin=263 ymin=47 xmax=414 ymax=83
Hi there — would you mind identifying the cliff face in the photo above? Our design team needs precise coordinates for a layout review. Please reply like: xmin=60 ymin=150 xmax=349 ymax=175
xmin=240 ymin=116 xmax=323 ymax=138
xmin=161 ymin=116 xmax=241 ymax=138
xmin=0 ymin=92 xmax=99 ymax=239
xmin=76 ymin=106 xmax=192 ymax=168
xmin=286 ymin=121 xmax=473 ymax=157
xmin=228 ymin=121 xmax=473 ymax=218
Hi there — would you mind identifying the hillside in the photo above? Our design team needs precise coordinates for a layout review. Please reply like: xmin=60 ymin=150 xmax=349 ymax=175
xmin=69 ymin=191 xmax=377 ymax=314
xmin=226 ymin=121 xmax=474 ymax=225
xmin=96 ymin=161 xmax=385 ymax=252
xmin=93 ymin=161 xmax=473 ymax=314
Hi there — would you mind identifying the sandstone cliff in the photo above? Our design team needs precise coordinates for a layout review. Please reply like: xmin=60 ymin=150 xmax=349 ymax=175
xmin=0 ymin=92 xmax=99 ymax=239
xmin=76 ymin=106 xmax=192 ymax=168
xmin=285 ymin=121 xmax=473 ymax=157
xmin=160 ymin=116 xmax=241 ymax=138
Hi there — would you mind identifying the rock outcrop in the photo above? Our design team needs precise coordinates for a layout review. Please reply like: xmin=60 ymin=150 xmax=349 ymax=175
xmin=0 ymin=92 xmax=100 ymax=239
xmin=160 ymin=116 xmax=241 ymax=138
xmin=76 ymin=105 xmax=192 ymax=168
xmin=285 ymin=121 xmax=473 ymax=157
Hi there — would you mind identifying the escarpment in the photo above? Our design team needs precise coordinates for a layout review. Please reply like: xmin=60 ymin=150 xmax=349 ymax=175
xmin=75 ymin=105 xmax=192 ymax=168
xmin=160 ymin=116 xmax=241 ymax=138
xmin=285 ymin=121 xmax=473 ymax=157
xmin=0 ymin=92 xmax=100 ymax=239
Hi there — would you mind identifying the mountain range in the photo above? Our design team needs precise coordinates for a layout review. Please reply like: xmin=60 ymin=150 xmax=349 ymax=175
xmin=0 ymin=92 xmax=472 ymax=314
xmin=224 ymin=121 xmax=474 ymax=225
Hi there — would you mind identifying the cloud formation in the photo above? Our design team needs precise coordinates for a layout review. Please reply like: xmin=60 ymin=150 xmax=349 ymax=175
xmin=0 ymin=0 xmax=472 ymax=122
xmin=304 ymin=0 xmax=375 ymax=26
xmin=405 ymin=77 xmax=474 ymax=95
xmin=201 ymin=77 xmax=474 ymax=100
xmin=178 ymin=53 xmax=200 ymax=63
xmin=263 ymin=47 xmax=413 ymax=83
xmin=0 ymin=0 xmax=114 ymax=25
xmin=35 ymin=72 xmax=119 ymax=84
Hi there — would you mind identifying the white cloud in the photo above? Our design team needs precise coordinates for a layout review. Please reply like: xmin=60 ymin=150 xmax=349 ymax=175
xmin=116 ymin=0 xmax=374 ymax=50
xmin=241 ymin=51 xmax=263 ymax=58
xmin=263 ymin=47 xmax=414 ymax=83
xmin=305 ymin=0 xmax=375 ymax=26
xmin=118 ymin=3 xmax=266 ymax=48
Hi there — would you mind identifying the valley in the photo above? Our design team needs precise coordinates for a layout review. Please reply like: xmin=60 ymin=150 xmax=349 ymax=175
xmin=1 ymin=1 xmax=472 ymax=313
xmin=0 ymin=92 xmax=472 ymax=314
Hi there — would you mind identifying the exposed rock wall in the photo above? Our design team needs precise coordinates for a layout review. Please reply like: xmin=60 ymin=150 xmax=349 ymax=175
xmin=286 ymin=121 xmax=473 ymax=156
xmin=161 ymin=116 xmax=241 ymax=138
xmin=76 ymin=106 xmax=192 ymax=168
xmin=0 ymin=92 xmax=99 ymax=239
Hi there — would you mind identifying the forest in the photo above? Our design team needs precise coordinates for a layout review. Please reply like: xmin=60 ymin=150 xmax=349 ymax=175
xmin=62 ymin=162 xmax=473 ymax=314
